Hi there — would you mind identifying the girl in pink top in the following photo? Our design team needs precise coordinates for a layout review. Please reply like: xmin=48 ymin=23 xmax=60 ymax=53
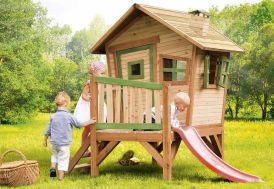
xmin=74 ymin=61 xmax=107 ymax=156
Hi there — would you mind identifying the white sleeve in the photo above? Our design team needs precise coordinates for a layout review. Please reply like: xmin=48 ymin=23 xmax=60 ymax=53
xmin=170 ymin=104 xmax=179 ymax=127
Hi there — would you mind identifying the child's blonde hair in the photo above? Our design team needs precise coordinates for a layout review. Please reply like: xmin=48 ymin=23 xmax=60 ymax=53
xmin=174 ymin=92 xmax=190 ymax=106
xmin=55 ymin=91 xmax=71 ymax=107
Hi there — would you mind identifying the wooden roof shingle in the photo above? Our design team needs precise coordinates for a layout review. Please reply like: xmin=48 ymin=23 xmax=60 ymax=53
xmin=91 ymin=4 xmax=244 ymax=54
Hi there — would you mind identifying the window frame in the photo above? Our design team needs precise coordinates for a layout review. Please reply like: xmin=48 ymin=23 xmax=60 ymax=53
xmin=159 ymin=54 xmax=189 ymax=85
xmin=204 ymin=52 xmax=230 ymax=89
xmin=127 ymin=59 xmax=144 ymax=80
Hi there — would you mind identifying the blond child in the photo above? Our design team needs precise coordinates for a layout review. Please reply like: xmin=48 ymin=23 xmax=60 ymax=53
xmin=151 ymin=92 xmax=190 ymax=127
xmin=44 ymin=91 xmax=96 ymax=180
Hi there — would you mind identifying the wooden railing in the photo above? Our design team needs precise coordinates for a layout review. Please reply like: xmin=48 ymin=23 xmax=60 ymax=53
xmin=90 ymin=76 xmax=167 ymax=130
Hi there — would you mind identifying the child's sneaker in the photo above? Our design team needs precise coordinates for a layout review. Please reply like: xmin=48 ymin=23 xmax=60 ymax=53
xmin=50 ymin=168 xmax=56 ymax=177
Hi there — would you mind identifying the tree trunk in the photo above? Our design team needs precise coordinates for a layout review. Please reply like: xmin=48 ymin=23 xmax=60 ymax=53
xmin=262 ymin=93 xmax=268 ymax=120
xmin=228 ymin=104 xmax=234 ymax=118
xmin=235 ymin=96 xmax=240 ymax=119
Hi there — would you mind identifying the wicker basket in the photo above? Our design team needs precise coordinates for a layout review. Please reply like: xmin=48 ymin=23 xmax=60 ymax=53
xmin=0 ymin=149 xmax=39 ymax=186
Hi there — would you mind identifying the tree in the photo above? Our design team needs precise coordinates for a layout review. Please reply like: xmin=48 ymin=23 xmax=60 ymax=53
xmin=50 ymin=57 xmax=79 ymax=100
xmin=0 ymin=0 xmax=47 ymax=123
xmin=209 ymin=4 xmax=254 ymax=118
xmin=243 ymin=23 xmax=274 ymax=120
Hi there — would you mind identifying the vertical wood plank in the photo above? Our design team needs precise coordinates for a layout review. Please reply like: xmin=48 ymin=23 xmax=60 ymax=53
xmin=115 ymin=86 xmax=121 ymax=123
xmin=154 ymin=90 xmax=161 ymax=123
xmin=106 ymin=84 xmax=113 ymax=123
xmin=98 ymin=84 xmax=105 ymax=123
xmin=187 ymin=45 xmax=196 ymax=126
xmin=135 ymin=88 xmax=140 ymax=123
xmin=145 ymin=89 xmax=152 ymax=123
xmin=123 ymin=86 xmax=129 ymax=123
xmin=90 ymin=74 xmax=99 ymax=177
xmin=129 ymin=87 xmax=135 ymax=123
xmin=137 ymin=88 xmax=143 ymax=123
xmin=162 ymin=84 xmax=171 ymax=180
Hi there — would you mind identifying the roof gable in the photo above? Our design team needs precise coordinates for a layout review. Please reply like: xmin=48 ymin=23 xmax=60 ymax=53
xmin=91 ymin=4 xmax=244 ymax=54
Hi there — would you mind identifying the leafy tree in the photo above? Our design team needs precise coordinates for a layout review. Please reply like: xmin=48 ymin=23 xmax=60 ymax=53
xmin=50 ymin=57 xmax=79 ymax=100
xmin=0 ymin=0 xmax=46 ymax=123
xmin=242 ymin=23 xmax=274 ymax=120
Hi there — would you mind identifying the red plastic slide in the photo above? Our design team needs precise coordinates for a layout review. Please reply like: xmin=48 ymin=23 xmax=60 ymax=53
xmin=173 ymin=126 xmax=262 ymax=183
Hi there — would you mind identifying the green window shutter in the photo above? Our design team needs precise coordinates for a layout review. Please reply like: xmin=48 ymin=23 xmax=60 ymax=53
xmin=217 ymin=57 xmax=231 ymax=88
xmin=172 ymin=59 xmax=177 ymax=81
xmin=204 ymin=55 xmax=210 ymax=88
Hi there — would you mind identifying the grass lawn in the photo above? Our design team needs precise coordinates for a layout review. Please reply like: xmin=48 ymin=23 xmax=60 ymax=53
xmin=0 ymin=114 xmax=273 ymax=189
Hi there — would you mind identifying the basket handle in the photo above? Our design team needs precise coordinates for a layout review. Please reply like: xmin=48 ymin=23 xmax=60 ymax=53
xmin=0 ymin=149 xmax=27 ymax=166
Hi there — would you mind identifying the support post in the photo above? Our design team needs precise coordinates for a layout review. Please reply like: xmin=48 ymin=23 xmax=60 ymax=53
xmin=90 ymin=74 xmax=99 ymax=177
xmin=162 ymin=84 xmax=172 ymax=180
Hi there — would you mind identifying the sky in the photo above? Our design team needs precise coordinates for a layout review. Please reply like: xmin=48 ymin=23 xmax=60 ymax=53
xmin=33 ymin=0 xmax=262 ymax=33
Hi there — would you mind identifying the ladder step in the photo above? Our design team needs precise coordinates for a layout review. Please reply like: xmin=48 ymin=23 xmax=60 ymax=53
xmin=74 ymin=163 xmax=90 ymax=172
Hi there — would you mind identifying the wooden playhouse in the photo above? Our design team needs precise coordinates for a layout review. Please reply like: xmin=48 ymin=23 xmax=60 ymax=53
xmin=69 ymin=3 xmax=243 ymax=180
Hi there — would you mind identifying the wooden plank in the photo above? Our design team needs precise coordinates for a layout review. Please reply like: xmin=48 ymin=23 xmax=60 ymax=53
xmin=74 ymin=163 xmax=90 ymax=172
xmin=123 ymin=86 xmax=129 ymax=123
xmin=209 ymin=135 xmax=222 ymax=158
xmin=96 ymin=76 xmax=162 ymax=90
xmin=162 ymin=84 xmax=172 ymax=180
xmin=106 ymin=84 xmax=113 ymax=123
xmin=109 ymin=36 xmax=160 ymax=52
xmin=98 ymin=84 xmax=105 ymax=123
xmin=187 ymin=46 xmax=196 ymax=125
xmin=115 ymin=86 xmax=121 ymax=123
xmin=201 ymin=136 xmax=214 ymax=151
xmin=140 ymin=142 xmax=164 ymax=167
xmin=153 ymin=43 xmax=158 ymax=82
xmin=96 ymin=123 xmax=162 ymax=130
xmin=97 ymin=141 xmax=120 ymax=165
xmin=135 ymin=4 xmax=205 ymax=51
xmin=96 ymin=130 xmax=176 ymax=142
xmin=68 ymin=136 xmax=90 ymax=173
xmin=137 ymin=88 xmax=143 ymax=123
xmin=145 ymin=89 xmax=152 ymax=123
xmin=106 ymin=15 xmax=144 ymax=47
xmin=129 ymin=87 xmax=134 ymax=123
xmin=90 ymin=74 xmax=99 ymax=177
xmin=171 ymin=139 xmax=181 ymax=162
xmin=154 ymin=90 xmax=161 ymax=123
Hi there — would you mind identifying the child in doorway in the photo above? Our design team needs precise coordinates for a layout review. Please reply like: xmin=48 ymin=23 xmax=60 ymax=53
xmin=44 ymin=91 xmax=96 ymax=180
xmin=73 ymin=61 xmax=107 ymax=156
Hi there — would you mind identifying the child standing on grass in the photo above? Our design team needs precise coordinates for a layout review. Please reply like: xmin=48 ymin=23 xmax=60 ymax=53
xmin=44 ymin=91 xmax=96 ymax=180
xmin=74 ymin=61 xmax=107 ymax=156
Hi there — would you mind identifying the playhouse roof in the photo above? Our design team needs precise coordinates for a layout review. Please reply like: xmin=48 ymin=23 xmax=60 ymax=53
xmin=91 ymin=4 xmax=244 ymax=54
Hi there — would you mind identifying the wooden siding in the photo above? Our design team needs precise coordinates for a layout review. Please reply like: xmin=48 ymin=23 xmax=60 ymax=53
xmin=107 ymin=15 xmax=192 ymax=125
xmin=191 ymin=49 xmax=225 ymax=126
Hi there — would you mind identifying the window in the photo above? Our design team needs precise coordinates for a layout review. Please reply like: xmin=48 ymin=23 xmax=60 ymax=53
xmin=128 ymin=59 xmax=144 ymax=80
xmin=204 ymin=54 xmax=230 ymax=88
xmin=162 ymin=57 xmax=187 ymax=84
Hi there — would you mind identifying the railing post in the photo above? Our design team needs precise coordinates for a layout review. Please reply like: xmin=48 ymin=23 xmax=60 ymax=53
xmin=162 ymin=83 xmax=172 ymax=180
xmin=90 ymin=74 xmax=99 ymax=177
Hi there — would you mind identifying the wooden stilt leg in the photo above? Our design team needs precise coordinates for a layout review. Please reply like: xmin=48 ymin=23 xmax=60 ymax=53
xmin=171 ymin=139 xmax=181 ymax=162
xmin=217 ymin=133 xmax=224 ymax=159
xmin=163 ymin=84 xmax=172 ymax=180
xmin=90 ymin=124 xmax=99 ymax=177
xmin=150 ymin=142 xmax=158 ymax=165
xmin=209 ymin=135 xmax=222 ymax=158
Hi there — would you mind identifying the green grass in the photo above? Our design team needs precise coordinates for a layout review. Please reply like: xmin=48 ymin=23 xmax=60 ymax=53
xmin=0 ymin=114 xmax=273 ymax=189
